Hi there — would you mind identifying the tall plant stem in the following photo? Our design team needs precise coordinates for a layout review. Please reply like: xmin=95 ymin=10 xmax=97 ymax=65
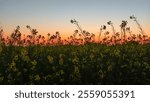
xmin=98 ymin=30 xmax=102 ymax=43
xmin=135 ymin=19 xmax=144 ymax=35
xmin=76 ymin=23 xmax=83 ymax=35
xmin=111 ymin=24 xmax=115 ymax=35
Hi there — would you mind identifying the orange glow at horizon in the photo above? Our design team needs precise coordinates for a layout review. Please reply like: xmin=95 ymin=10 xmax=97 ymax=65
xmin=1 ymin=24 xmax=150 ymax=40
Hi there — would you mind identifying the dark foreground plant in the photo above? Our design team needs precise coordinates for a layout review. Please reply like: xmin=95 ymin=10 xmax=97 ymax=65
xmin=0 ymin=43 xmax=150 ymax=84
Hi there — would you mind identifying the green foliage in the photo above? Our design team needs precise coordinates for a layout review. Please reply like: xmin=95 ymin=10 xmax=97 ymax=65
xmin=0 ymin=43 xmax=150 ymax=85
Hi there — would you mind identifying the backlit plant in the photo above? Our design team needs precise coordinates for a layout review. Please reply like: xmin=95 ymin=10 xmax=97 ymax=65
xmin=130 ymin=15 xmax=145 ymax=35
xmin=0 ymin=15 xmax=149 ymax=46
xmin=0 ymin=16 xmax=150 ymax=85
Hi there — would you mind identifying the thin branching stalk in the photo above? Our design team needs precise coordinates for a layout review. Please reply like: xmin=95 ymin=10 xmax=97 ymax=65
xmin=107 ymin=21 xmax=116 ymax=35
xmin=126 ymin=27 xmax=132 ymax=38
xmin=76 ymin=22 xmax=83 ymax=35
xmin=98 ymin=27 xmax=102 ymax=43
xmin=70 ymin=19 xmax=83 ymax=35
xmin=0 ymin=27 xmax=3 ymax=46
xmin=98 ymin=25 xmax=106 ymax=43
xmin=26 ymin=25 xmax=38 ymax=43
xmin=120 ymin=20 xmax=127 ymax=43
xmin=130 ymin=15 xmax=145 ymax=35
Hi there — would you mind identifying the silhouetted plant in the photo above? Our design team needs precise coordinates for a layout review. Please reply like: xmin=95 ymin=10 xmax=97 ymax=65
xmin=0 ymin=27 xmax=3 ymax=46
xmin=126 ymin=27 xmax=132 ymax=37
xmin=99 ymin=25 xmax=106 ymax=43
xmin=120 ymin=20 xmax=128 ymax=42
xmin=70 ymin=19 xmax=83 ymax=34
xmin=107 ymin=21 xmax=116 ymax=35
xmin=10 ymin=26 xmax=22 ymax=45
xmin=130 ymin=15 xmax=144 ymax=35
xmin=26 ymin=25 xmax=38 ymax=42
xmin=0 ymin=16 xmax=149 ymax=46
xmin=70 ymin=19 xmax=94 ymax=44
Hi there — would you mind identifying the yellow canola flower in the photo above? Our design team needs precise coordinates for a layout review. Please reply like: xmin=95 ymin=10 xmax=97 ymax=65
xmin=47 ymin=56 xmax=54 ymax=64
xmin=34 ymin=75 xmax=40 ymax=81
xmin=59 ymin=58 xmax=63 ymax=65
xmin=31 ymin=60 xmax=37 ymax=66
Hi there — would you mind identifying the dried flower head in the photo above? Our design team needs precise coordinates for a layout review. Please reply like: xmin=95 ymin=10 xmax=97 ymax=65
xmin=130 ymin=15 xmax=136 ymax=20
xmin=83 ymin=30 xmax=86 ymax=34
xmin=115 ymin=32 xmax=120 ymax=37
xmin=16 ymin=26 xmax=20 ymax=30
xmin=74 ymin=30 xmax=78 ymax=33
xmin=126 ymin=27 xmax=130 ymax=31
xmin=120 ymin=20 xmax=127 ymax=28
xmin=107 ymin=21 xmax=112 ymax=25
xmin=70 ymin=19 xmax=77 ymax=24
xmin=26 ymin=25 xmax=31 ymax=29
xmin=32 ymin=29 xmax=38 ymax=35
xmin=56 ymin=31 xmax=60 ymax=35
xmin=70 ymin=19 xmax=74 ymax=23
xmin=130 ymin=16 xmax=133 ymax=19
xmin=105 ymin=31 xmax=109 ymax=35
xmin=102 ymin=25 xmax=106 ymax=30
xmin=47 ymin=33 xmax=50 ymax=36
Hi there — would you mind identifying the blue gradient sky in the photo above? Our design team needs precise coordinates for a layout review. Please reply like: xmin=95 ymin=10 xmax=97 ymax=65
xmin=0 ymin=0 xmax=150 ymax=38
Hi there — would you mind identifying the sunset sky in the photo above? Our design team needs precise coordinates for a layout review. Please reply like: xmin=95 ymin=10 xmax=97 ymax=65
xmin=0 ymin=0 xmax=150 ymax=39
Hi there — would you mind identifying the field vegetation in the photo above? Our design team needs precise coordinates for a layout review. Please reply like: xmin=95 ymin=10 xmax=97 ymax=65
xmin=0 ymin=15 xmax=150 ymax=84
